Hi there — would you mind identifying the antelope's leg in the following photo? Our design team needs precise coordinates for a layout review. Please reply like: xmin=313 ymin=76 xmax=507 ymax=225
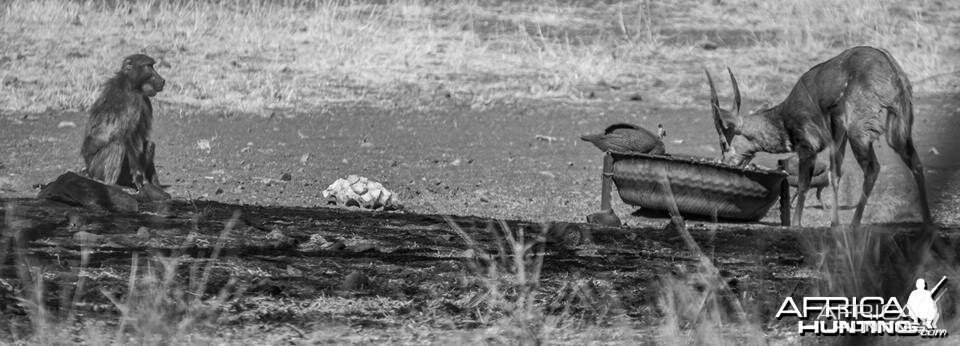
xmin=828 ymin=147 xmax=845 ymax=227
xmin=779 ymin=179 xmax=791 ymax=226
xmin=792 ymin=150 xmax=816 ymax=227
xmin=828 ymin=121 xmax=849 ymax=227
xmin=892 ymin=138 xmax=933 ymax=225
xmin=850 ymin=136 xmax=879 ymax=226
xmin=828 ymin=171 xmax=841 ymax=226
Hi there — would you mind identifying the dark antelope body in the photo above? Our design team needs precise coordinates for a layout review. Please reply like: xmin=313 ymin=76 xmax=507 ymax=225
xmin=706 ymin=46 xmax=932 ymax=226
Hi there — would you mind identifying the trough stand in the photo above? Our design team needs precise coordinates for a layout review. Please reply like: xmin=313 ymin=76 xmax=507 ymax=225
xmin=600 ymin=153 xmax=614 ymax=211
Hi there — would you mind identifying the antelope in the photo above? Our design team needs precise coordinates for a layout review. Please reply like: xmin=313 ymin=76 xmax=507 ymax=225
xmin=705 ymin=46 xmax=932 ymax=226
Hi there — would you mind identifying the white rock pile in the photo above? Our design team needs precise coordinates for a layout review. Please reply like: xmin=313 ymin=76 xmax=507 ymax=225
xmin=321 ymin=175 xmax=400 ymax=210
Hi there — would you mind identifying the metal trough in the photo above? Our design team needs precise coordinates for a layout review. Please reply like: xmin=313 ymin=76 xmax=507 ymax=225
xmin=599 ymin=152 xmax=790 ymax=224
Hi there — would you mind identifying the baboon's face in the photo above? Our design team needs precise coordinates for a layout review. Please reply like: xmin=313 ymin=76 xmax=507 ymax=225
xmin=121 ymin=54 xmax=165 ymax=97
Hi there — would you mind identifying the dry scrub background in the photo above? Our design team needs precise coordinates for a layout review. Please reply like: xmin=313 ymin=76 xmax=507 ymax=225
xmin=1 ymin=0 xmax=957 ymax=113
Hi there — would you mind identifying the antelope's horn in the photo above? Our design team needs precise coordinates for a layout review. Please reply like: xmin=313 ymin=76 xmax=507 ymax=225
xmin=727 ymin=67 xmax=741 ymax=115
xmin=705 ymin=69 xmax=725 ymax=136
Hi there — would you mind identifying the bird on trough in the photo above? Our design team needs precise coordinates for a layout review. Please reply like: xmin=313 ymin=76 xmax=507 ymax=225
xmin=778 ymin=154 xmax=831 ymax=206
xmin=580 ymin=123 xmax=666 ymax=155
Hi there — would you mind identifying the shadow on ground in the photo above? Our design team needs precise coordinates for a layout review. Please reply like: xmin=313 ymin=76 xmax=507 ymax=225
xmin=2 ymin=196 xmax=958 ymax=342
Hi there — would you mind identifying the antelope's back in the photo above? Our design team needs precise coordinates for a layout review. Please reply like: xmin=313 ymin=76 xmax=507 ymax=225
xmin=795 ymin=46 xmax=907 ymax=111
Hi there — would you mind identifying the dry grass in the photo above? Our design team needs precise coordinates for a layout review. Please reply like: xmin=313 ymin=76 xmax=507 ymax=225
xmin=2 ymin=206 xmax=240 ymax=345
xmin=443 ymin=217 xmax=652 ymax=345
xmin=799 ymin=223 xmax=960 ymax=345
xmin=651 ymin=172 xmax=768 ymax=345
xmin=444 ymin=218 xmax=557 ymax=344
xmin=0 ymin=0 xmax=956 ymax=113
xmin=439 ymin=175 xmax=784 ymax=345
xmin=4 ymin=177 xmax=957 ymax=344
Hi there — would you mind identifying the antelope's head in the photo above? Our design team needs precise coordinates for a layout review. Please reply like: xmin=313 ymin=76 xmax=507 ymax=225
xmin=705 ymin=68 xmax=759 ymax=167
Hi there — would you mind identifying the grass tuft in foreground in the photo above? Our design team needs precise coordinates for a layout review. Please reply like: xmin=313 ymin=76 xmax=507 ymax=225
xmin=2 ymin=205 xmax=241 ymax=344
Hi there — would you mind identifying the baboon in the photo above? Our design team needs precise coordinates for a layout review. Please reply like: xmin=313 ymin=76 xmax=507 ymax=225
xmin=81 ymin=54 xmax=165 ymax=190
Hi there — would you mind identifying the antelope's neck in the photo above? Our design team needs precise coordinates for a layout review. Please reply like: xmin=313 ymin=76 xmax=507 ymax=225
xmin=742 ymin=105 xmax=793 ymax=154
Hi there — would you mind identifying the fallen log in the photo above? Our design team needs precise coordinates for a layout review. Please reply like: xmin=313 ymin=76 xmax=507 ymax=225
xmin=37 ymin=171 xmax=138 ymax=213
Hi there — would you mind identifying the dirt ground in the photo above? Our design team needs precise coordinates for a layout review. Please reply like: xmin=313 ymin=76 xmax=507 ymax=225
xmin=3 ymin=91 xmax=960 ymax=226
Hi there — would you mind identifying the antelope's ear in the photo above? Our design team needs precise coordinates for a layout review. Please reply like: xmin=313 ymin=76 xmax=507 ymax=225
xmin=749 ymin=103 xmax=770 ymax=115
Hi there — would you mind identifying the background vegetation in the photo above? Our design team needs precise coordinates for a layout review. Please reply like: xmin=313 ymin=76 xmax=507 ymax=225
xmin=1 ymin=0 xmax=957 ymax=113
